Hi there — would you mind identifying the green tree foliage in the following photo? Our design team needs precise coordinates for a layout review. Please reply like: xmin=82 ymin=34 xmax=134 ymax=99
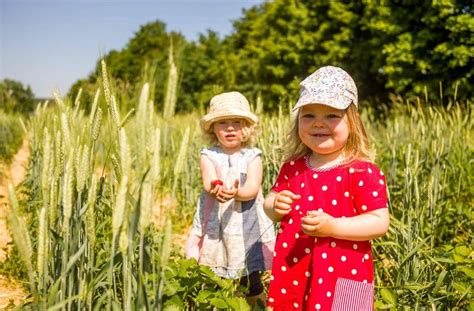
xmin=69 ymin=1 xmax=473 ymax=112
xmin=0 ymin=79 xmax=36 ymax=114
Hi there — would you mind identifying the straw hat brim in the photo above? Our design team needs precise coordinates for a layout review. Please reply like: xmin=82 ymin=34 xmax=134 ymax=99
xmin=201 ymin=110 xmax=258 ymax=131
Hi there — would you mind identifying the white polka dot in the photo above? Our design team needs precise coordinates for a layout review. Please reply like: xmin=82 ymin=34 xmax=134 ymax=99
xmin=353 ymin=208 xmax=357 ymax=213
xmin=322 ymin=252 xmax=327 ymax=259
xmin=269 ymin=297 xmax=274 ymax=303
xmin=301 ymin=182 xmax=305 ymax=188
xmin=352 ymin=269 xmax=357 ymax=275
xmin=368 ymin=168 xmax=373 ymax=173
xmin=328 ymin=266 xmax=334 ymax=272
xmin=322 ymin=185 xmax=328 ymax=191
xmin=274 ymin=251 xmax=277 ymax=257
xmin=380 ymin=171 xmax=384 ymax=176
xmin=330 ymin=241 xmax=337 ymax=248
xmin=313 ymin=173 xmax=318 ymax=179
xmin=316 ymin=304 xmax=321 ymax=310
xmin=293 ymin=257 xmax=298 ymax=263
xmin=344 ymin=191 xmax=349 ymax=197
xmin=318 ymin=278 xmax=323 ymax=284
xmin=305 ymin=271 xmax=310 ymax=277
xmin=332 ymin=199 xmax=337 ymax=206
xmin=295 ymin=205 xmax=300 ymax=210
xmin=349 ymin=168 xmax=355 ymax=173
xmin=283 ymin=242 xmax=288 ymax=248
xmin=308 ymin=196 xmax=314 ymax=201
xmin=295 ymin=171 xmax=299 ymax=176
xmin=363 ymin=280 xmax=368 ymax=283
xmin=318 ymin=208 xmax=323 ymax=212
xmin=284 ymin=175 xmax=288 ymax=180
xmin=281 ymin=266 xmax=287 ymax=272
xmin=278 ymin=228 xmax=283 ymax=234
xmin=290 ymin=161 xmax=295 ymax=165
xmin=361 ymin=205 xmax=367 ymax=211
xmin=336 ymin=176 xmax=342 ymax=182
xmin=327 ymin=291 xmax=331 ymax=297
xmin=372 ymin=191 xmax=378 ymax=197
xmin=341 ymin=256 xmax=346 ymax=262
xmin=289 ymin=219 xmax=293 ymax=224
xmin=281 ymin=288 xmax=287 ymax=294
xmin=305 ymin=248 xmax=311 ymax=254
xmin=353 ymin=243 xmax=358 ymax=250
xmin=293 ymin=302 xmax=299 ymax=308
xmin=271 ymin=275 xmax=274 ymax=280
xmin=275 ymin=182 xmax=279 ymax=187
xmin=314 ymin=237 xmax=318 ymax=243
xmin=305 ymin=295 xmax=308 ymax=301
xmin=364 ymin=254 xmax=370 ymax=260
xmin=379 ymin=179 xmax=384 ymax=185
xmin=293 ymin=280 xmax=299 ymax=286
xmin=358 ymin=180 xmax=364 ymax=186
xmin=295 ymin=233 xmax=300 ymax=239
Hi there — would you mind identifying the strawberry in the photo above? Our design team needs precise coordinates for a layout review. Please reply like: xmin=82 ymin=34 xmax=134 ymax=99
xmin=211 ymin=179 xmax=224 ymax=186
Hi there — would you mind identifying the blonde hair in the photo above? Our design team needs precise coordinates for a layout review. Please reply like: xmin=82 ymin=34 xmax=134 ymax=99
xmin=203 ymin=118 xmax=257 ymax=148
xmin=283 ymin=104 xmax=374 ymax=163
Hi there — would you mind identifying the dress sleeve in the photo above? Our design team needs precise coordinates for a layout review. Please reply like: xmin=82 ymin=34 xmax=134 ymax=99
xmin=351 ymin=163 xmax=388 ymax=214
xmin=271 ymin=162 xmax=290 ymax=193
xmin=244 ymin=147 xmax=262 ymax=165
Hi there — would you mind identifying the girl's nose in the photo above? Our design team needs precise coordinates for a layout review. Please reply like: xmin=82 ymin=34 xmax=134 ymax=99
xmin=311 ymin=118 xmax=324 ymax=128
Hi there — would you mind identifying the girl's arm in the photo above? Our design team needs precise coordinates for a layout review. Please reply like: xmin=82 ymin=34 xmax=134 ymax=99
xmin=200 ymin=154 xmax=225 ymax=201
xmin=233 ymin=156 xmax=263 ymax=201
xmin=301 ymin=208 xmax=390 ymax=241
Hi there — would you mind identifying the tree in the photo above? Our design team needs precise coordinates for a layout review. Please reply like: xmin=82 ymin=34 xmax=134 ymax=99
xmin=0 ymin=79 xmax=36 ymax=114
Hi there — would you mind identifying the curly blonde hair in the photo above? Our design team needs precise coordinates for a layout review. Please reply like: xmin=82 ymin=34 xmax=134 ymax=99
xmin=283 ymin=104 xmax=374 ymax=164
xmin=203 ymin=118 xmax=258 ymax=148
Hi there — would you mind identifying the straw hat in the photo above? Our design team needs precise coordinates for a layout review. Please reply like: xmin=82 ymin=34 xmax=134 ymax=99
xmin=293 ymin=66 xmax=358 ymax=111
xmin=201 ymin=91 xmax=258 ymax=131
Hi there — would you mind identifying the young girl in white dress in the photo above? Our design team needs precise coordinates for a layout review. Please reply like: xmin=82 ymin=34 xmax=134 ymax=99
xmin=185 ymin=91 xmax=275 ymax=304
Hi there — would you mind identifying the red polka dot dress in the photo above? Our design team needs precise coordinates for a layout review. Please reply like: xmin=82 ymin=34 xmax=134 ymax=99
xmin=267 ymin=156 xmax=388 ymax=311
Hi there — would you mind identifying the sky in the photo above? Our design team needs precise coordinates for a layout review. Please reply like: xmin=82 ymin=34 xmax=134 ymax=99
xmin=0 ymin=0 xmax=264 ymax=98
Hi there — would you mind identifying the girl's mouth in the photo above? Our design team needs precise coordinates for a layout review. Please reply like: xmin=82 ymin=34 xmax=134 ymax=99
xmin=225 ymin=134 xmax=237 ymax=139
xmin=311 ymin=133 xmax=330 ymax=137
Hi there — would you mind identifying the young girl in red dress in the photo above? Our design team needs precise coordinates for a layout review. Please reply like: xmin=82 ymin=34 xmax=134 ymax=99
xmin=264 ymin=66 xmax=390 ymax=310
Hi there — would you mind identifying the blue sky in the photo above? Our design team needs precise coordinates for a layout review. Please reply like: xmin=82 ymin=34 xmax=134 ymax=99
xmin=1 ymin=0 xmax=264 ymax=98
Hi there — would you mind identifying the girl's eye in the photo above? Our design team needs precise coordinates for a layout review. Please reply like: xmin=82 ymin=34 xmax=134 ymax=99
xmin=301 ymin=114 xmax=314 ymax=118
xmin=328 ymin=114 xmax=341 ymax=118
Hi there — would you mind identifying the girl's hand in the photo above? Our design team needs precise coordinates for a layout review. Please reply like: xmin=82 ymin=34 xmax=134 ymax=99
xmin=217 ymin=179 xmax=240 ymax=202
xmin=301 ymin=210 xmax=336 ymax=237
xmin=273 ymin=190 xmax=301 ymax=218
xmin=209 ymin=180 xmax=226 ymax=203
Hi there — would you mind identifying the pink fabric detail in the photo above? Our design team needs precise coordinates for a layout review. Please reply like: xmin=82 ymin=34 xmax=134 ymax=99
xmin=185 ymin=194 xmax=215 ymax=261
xmin=331 ymin=278 xmax=374 ymax=311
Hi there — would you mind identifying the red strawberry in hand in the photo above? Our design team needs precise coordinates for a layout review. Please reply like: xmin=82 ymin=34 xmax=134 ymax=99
xmin=211 ymin=179 xmax=224 ymax=186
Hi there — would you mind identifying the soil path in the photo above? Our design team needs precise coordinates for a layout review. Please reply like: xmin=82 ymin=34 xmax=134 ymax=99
xmin=0 ymin=138 xmax=30 ymax=309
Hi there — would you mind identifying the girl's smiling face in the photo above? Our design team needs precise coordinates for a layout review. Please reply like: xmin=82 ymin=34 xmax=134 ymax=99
xmin=213 ymin=118 xmax=244 ymax=153
xmin=298 ymin=104 xmax=349 ymax=160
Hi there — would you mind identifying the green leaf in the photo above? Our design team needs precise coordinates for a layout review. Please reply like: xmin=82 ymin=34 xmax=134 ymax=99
xmin=210 ymin=298 xmax=228 ymax=309
xmin=380 ymin=288 xmax=397 ymax=305
xmin=457 ymin=266 xmax=474 ymax=279
xmin=226 ymin=297 xmax=251 ymax=311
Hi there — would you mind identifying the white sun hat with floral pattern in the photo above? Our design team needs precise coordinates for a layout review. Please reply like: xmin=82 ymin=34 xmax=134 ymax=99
xmin=201 ymin=91 xmax=258 ymax=131
xmin=293 ymin=66 xmax=358 ymax=111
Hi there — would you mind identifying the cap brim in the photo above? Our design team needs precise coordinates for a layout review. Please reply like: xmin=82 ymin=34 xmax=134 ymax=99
xmin=293 ymin=94 xmax=354 ymax=111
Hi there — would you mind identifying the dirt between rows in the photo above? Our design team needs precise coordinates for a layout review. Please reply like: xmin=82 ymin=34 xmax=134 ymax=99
xmin=0 ymin=138 xmax=30 ymax=309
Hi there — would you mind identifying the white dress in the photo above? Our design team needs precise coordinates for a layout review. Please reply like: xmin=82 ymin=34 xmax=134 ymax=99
xmin=186 ymin=146 xmax=275 ymax=279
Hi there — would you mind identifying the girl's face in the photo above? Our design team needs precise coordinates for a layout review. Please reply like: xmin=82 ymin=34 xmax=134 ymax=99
xmin=213 ymin=118 xmax=244 ymax=153
xmin=298 ymin=104 xmax=349 ymax=159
